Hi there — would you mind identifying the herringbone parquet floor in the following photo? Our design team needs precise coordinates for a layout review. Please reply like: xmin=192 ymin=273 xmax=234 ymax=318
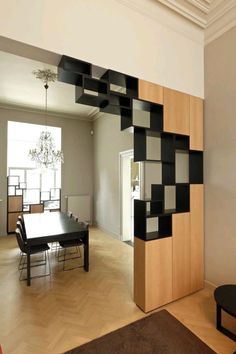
xmin=0 ymin=228 xmax=235 ymax=354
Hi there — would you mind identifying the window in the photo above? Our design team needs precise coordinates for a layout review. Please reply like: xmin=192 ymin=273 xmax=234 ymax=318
xmin=7 ymin=121 xmax=62 ymax=210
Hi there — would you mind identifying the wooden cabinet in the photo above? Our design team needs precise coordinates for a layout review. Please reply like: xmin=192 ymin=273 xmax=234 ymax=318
xmin=138 ymin=80 xmax=163 ymax=105
xmin=8 ymin=212 xmax=23 ymax=233
xmin=134 ymin=236 xmax=173 ymax=312
xmin=172 ymin=213 xmax=191 ymax=300
xmin=164 ymin=88 xmax=190 ymax=135
xmin=8 ymin=196 xmax=23 ymax=212
xmin=190 ymin=185 xmax=204 ymax=292
xmin=190 ymin=96 xmax=203 ymax=151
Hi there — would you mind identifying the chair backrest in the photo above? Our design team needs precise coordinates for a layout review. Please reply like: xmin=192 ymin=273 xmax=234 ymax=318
xmin=16 ymin=221 xmax=26 ymax=242
xmin=78 ymin=221 xmax=89 ymax=230
xmin=17 ymin=216 xmax=26 ymax=236
xmin=72 ymin=215 xmax=79 ymax=222
xmin=67 ymin=211 xmax=73 ymax=219
xmin=15 ymin=228 xmax=27 ymax=254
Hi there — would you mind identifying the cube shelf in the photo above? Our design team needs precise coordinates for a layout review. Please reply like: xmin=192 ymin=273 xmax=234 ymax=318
xmin=58 ymin=55 xmax=91 ymax=86
xmin=101 ymin=70 xmax=138 ymax=98
xmin=189 ymin=151 xmax=203 ymax=184
xmin=76 ymin=76 xmax=109 ymax=108
xmin=134 ymin=199 xmax=172 ymax=241
xmin=121 ymin=99 xmax=163 ymax=132
xmin=134 ymin=128 xmax=174 ymax=163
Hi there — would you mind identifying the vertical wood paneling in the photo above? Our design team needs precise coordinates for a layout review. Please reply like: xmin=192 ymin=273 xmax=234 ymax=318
xmin=164 ymin=87 xmax=190 ymax=135
xmin=134 ymin=237 xmax=173 ymax=312
xmin=172 ymin=213 xmax=191 ymax=300
xmin=190 ymin=184 xmax=204 ymax=292
xmin=190 ymin=96 xmax=204 ymax=151
xmin=138 ymin=80 xmax=163 ymax=105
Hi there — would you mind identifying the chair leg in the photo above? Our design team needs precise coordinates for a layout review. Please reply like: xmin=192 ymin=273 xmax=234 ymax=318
xmin=19 ymin=251 xmax=51 ymax=282
xmin=19 ymin=252 xmax=47 ymax=271
xmin=57 ymin=246 xmax=81 ymax=263
xmin=62 ymin=247 xmax=83 ymax=271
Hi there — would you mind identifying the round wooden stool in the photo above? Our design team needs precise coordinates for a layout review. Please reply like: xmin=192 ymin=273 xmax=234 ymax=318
xmin=214 ymin=284 xmax=236 ymax=341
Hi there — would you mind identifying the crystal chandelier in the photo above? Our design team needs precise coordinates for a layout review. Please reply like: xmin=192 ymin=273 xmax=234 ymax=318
xmin=29 ymin=69 xmax=64 ymax=169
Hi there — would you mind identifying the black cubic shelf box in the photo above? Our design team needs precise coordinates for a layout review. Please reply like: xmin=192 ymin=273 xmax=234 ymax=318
xmin=134 ymin=128 xmax=174 ymax=163
xmin=174 ymin=134 xmax=189 ymax=150
xmin=121 ymin=99 xmax=163 ymax=132
xmin=76 ymin=77 xmax=109 ymax=108
xmin=151 ymin=183 xmax=189 ymax=214
xmin=101 ymin=95 xmax=131 ymax=116
xmin=162 ymin=162 xmax=175 ymax=185
xmin=101 ymin=70 xmax=138 ymax=98
xmin=189 ymin=151 xmax=203 ymax=184
xmin=134 ymin=199 xmax=172 ymax=241
xmin=176 ymin=184 xmax=190 ymax=212
xmin=58 ymin=55 xmax=91 ymax=86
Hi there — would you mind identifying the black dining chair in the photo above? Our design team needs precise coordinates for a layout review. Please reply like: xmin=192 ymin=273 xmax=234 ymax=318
xmin=15 ymin=227 xmax=51 ymax=281
xmin=58 ymin=221 xmax=88 ymax=271
xmin=18 ymin=215 xmax=26 ymax=235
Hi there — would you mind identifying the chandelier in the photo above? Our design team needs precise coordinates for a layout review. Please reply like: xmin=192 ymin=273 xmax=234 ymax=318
xmin=29 ymin=69 xmax=64 ymax=169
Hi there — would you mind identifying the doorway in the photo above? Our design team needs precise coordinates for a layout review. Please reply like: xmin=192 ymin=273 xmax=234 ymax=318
xmin=120 ymin=150 xmax=143 ymax=243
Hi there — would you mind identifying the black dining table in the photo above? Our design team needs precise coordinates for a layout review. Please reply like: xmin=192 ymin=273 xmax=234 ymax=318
xmin=24 ymin=212 xmax=89 ymax=286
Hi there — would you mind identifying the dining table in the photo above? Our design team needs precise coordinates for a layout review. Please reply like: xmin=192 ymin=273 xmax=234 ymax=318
xmin=24 ymin=212 xmax=89 ymax=286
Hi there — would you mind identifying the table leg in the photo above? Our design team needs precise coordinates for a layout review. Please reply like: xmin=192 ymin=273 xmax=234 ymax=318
xmin=216 ymin=304 xmax=222 ymax=330
xmin=27 ymin=247 xmax=31 ymax=286
xmin=216 ymin=304 xmax=236 ymax=341
xmin=84 ymin=231 xmax=89 ymax=272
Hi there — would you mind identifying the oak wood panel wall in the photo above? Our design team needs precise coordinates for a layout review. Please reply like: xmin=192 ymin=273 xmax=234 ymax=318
xmin=172 ymin=213 xmax=191 ymax=300
xmin=138 ymin=80 xmax=163 ymax=105
xmin=134 ymin=237 xmax=173 ymax=312
xmin=190 ymin=96 xmax=204 ymax=151
xmin=164 ymin=88 xmax=190 ymax=135
xmin=134 ymin=78 xmax=204 ymax=313
xmin=190 ymin=185 xmax=204 ymax=292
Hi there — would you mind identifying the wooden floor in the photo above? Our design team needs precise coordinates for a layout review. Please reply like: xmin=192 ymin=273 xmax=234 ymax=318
xmin=0 ymin=228 xmax=235 ymax=354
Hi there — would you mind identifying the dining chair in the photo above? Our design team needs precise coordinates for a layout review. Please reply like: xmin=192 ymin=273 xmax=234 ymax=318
xmin=58 ymin=221 xmax=88 ymax=271
xmin=15 ymin=227 xmax=51 ymax=281
xmin=18 ymin=215 xmax=26 ymax=235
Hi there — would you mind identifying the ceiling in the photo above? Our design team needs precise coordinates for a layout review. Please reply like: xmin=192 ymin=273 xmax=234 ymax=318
xmin=0 ymin=50 xmax=98 ymax=121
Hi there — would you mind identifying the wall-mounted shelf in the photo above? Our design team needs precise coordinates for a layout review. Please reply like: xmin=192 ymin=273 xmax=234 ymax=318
xmin=101 ymin=69 xmax=138 ymax=98
xmin=75 ymin=76 xmax=109 ymax=108
xmin=58 ymin=55 xmax=91 ymax=86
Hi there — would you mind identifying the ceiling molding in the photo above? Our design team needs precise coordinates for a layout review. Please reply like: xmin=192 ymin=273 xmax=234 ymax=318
xmin=0 ymin=102 xmax=94 ymax=122
xmin=205 ymin=0 xmax=236 ymax=44
xmin=156 ymin=0 xmax=210 ymax=27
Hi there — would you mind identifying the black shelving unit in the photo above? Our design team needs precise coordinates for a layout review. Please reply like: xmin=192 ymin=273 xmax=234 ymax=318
xmin=76 ymin=76 xmax=109 ymax=108
xmin=121 ymin=99 xmax=163 ymax=131
xmin=57 ymin=55 xmax=204 ymax=242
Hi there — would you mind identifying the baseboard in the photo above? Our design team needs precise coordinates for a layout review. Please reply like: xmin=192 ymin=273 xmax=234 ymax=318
xmin=204 ymin=280 xmax=217 ymax=289
xmin=95 ymin=222 xmax=121 ymax=241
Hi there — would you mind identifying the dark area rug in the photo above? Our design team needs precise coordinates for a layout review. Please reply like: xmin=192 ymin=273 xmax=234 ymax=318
xmin=64 ymin=309 xmax=216 ymax=354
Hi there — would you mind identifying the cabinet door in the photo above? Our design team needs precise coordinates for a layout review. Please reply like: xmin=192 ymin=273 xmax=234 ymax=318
xmin=172 ymin=213 xmax=191 ymax=300
xmin=164 ymin=88 xmax=190 ymax=135
xmin=190 ymin=185 xmax=204 ymax=292
xmin=134 ymin=236 xmax=172 ymax=312
xmin=190 ymin=96 xmax=203 ymax=151
xmin=8 ymin=196 xmax=23 ymax=212
xmin=138 ymin=80 xmax=163 ymax=105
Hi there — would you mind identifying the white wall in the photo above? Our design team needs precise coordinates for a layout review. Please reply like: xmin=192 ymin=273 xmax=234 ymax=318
xmin=0 ymin=0 xmax=204 ymax=97
xmin=0 ymin=108 xmax=93 ymax=236
xmin=93 ymin=113 xmax=132 ymax=237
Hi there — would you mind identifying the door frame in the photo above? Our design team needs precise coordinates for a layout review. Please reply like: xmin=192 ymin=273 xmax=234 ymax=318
xmin=119 ymin=149 xmax=144 ymax=241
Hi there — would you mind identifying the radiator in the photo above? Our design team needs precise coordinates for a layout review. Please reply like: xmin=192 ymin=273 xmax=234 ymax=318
xmin=66 ymin=195 xmax=91 ymax=224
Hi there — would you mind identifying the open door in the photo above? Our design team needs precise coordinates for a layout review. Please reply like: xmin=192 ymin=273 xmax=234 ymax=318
xmin=120 ymin=150 xmax=143 ymax=243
